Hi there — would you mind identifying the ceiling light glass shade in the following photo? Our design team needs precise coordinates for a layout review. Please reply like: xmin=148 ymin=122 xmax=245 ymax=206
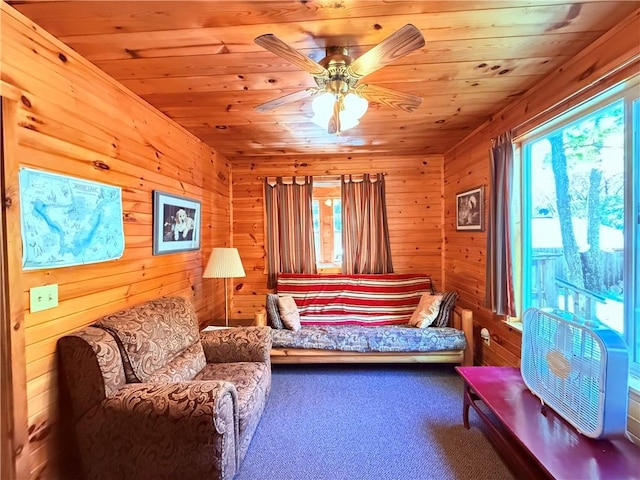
xmin=312 ymin=92 xmax=335 ymax=119
xmin=343 ymin=92 xmax=368 ymax=119
xmin=311 ymin=92 xmax=369 ymax=133
xmin=337 ymin=114 xmax=360 ymax=131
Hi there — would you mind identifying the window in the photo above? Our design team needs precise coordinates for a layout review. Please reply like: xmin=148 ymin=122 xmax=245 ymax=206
xmin=520 ymin=78 xmax=639 ymax=376
xmin=312 ymin=179 xmax=342 ymax=269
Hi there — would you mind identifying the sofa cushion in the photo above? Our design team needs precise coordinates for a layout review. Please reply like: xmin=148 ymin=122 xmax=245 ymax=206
xmin=144 ymin=342 xmax=207 ymax=383
xmin=271 ymin=325 xmax=466 ymax=352
xmin=277 ymin=295 xmax=301 ymax=331
xmin=94 ymin=296 xmax=205 ymax=383
xmin=432 ymin=292 xmax=459 ymax=327
xmin=266 ymin=294 xmax=284 ymax=329
xmin=276 ymin=273 xmax=433 ymax=326
xmin=408 ymin=293 xmax=443 ymax=328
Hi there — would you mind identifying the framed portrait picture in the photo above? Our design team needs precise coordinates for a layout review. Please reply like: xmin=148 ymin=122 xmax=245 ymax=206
xmin=152 ymin=190 xmax=201 ymax=255
xmin=456 ymin=185 xmax=484 ymax=231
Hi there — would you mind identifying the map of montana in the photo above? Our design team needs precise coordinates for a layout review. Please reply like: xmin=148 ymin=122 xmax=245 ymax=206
xmin=19 ymin=168 xmax=124 ymax=269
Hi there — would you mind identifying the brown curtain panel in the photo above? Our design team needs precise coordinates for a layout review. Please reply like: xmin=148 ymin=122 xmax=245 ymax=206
xmin=485 ymin=132 xmax=516 ymax=316
xmin=341 ymin=173 xmax=393 ymax=274
xmin=264 ymin=177 xmax=317 ymax=289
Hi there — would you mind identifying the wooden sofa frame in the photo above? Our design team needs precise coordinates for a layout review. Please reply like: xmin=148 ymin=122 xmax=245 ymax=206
xmin=270 ymin=306 xmax=474 ymax=366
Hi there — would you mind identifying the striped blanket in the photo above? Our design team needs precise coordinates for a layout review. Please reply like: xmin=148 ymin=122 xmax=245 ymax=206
xmin=276 ymin=273 xmax=434 ymax=326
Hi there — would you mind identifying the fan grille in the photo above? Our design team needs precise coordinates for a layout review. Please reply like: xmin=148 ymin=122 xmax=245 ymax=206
xmin=522 ymin=309 xmax=606 ymax=436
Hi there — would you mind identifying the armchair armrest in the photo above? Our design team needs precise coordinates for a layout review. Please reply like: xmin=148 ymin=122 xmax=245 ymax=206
xmin=77 ymin=381 xmax=238 ymax=480
xmin=201 ymin=326 xmax=272 ymax=364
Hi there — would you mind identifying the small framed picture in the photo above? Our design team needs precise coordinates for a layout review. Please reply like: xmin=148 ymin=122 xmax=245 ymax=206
xmin=152 ymin=190 xmax=201 ymax=255
xmin=456 ymin=185 xmax=484 ymax=231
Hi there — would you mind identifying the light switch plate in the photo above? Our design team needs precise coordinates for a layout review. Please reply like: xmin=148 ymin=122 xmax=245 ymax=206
xmin=30 ymin=284 xmax=58 ymax=313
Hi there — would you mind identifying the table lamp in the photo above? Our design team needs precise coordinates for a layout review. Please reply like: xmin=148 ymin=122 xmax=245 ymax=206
xmin=203 ymin=247 xmax=246 ymax=327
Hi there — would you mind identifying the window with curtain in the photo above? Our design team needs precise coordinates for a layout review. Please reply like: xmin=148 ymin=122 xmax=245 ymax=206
xmin=264 ymin=176 xmax=317 ymax=288
xmin=265 ymin=173 xmax=394 ymax=283
xmin=518 ymin=76 xmax=639 ymax=377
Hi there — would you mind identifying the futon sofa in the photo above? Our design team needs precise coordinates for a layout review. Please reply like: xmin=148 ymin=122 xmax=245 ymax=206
xmin=57 ymin=296 xmax=272 ymax=480
xmin=267 ymin=273 xmax=473 ymax=365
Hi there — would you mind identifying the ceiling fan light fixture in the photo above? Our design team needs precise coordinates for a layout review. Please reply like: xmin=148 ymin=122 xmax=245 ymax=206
xmin=254 ymin=25 xmax=424 ymax=126
xmin=311 ymin=92 xmax=368 ymax=133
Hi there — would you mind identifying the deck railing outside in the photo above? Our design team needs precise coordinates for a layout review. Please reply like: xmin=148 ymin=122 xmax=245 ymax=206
xmin=530 ymin=253 xmax=623 ymax=331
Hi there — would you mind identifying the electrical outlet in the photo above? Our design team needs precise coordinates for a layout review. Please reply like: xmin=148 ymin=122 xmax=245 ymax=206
xmin=480 ymin=327 xmax=491 ymax=346
xmin=30 ymin=284 xmax=59 ymax=313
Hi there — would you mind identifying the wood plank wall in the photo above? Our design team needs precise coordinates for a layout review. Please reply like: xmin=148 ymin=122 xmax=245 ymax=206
xmin=230 ymin=154 xmax=444 ymax=319
xmin=1 ymin=4 xmax=231 ymax=478
xmin=442 ymin=9 xmax=640 ymax=368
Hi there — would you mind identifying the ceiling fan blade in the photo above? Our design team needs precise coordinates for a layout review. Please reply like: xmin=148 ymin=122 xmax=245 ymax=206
xmin=347 ymin=24 xmax=425 ymax=81
xmin=255 ymin=34 xmax=328 ymax=77
xmin=254 ymin=88 xmax=318 ymax=112
xmin=355 ymin=84 xmax=422 ymax=113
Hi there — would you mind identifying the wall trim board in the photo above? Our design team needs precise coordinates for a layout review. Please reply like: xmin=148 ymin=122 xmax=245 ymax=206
xmin=1 ymin=97 xmax=30 ymax=479
xmin=0 ymin=95 xmax=15 ymax=480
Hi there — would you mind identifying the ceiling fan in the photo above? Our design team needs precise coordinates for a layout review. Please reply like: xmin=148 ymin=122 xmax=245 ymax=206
xmin=253 ymin=24 xmax=425 ymax=134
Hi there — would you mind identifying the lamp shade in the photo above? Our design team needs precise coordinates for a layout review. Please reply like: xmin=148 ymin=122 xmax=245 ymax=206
xmin=203 ymin=247 xmax=246 ymax=278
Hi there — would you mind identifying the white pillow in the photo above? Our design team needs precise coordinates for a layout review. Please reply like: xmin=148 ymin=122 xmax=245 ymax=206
xmin=408 ymin=293 xmax=443 ymax=328
xmin=277 ymin=295 xmax=301 ymax=331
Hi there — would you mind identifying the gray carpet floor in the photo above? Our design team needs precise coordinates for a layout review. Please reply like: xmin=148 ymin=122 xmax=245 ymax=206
xmin=236 ymin=364 xmax=515 ymax=480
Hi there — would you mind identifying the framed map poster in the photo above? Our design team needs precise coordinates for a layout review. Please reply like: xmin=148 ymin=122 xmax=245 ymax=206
xmin=19 ymin=168 xmax=125 ymax=270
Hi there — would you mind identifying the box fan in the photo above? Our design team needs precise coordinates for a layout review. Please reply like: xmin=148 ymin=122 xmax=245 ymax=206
xmin=521 ymin=308 xmax=629 ymax=439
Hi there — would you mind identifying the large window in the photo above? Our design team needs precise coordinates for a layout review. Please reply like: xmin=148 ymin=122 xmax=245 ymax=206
xmin=520 ymin=78 xmax=639 ymax=376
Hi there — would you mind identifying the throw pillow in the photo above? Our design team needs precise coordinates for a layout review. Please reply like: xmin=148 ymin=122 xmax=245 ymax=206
xmin=266 ymin=294 xmax=284 ymax=329
xmin=277 ymin=295 xmax=301 ymax=331
xmin=408 ymin=293 xmax=443 ymax=328
xmin=432 ymin=291 xmax=459 ymax=327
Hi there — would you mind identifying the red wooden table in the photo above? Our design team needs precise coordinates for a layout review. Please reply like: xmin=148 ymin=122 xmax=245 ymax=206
xmin=456 ymin=366 xmax=640 ymax=480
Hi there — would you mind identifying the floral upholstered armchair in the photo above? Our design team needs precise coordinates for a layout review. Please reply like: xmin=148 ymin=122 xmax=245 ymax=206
xmin=57 ymin=296 xmax=271 ymax=480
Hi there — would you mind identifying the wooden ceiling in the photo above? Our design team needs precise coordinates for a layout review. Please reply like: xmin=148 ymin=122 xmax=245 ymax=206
xmin=8 ymin=1 xmax=640 ymax=160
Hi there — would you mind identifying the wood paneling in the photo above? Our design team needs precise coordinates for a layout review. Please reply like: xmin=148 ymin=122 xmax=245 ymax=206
xmin=443 ymin=10 xmax=640 ymax=369
xmin=1 ymin=3 xmax=230 ymax=477
xmin=8 ymin=1 xmax=639 ymax=159
xmin=231 ymin=154 xmax=445 ymax=318
xmin=1 ymin=2 xmax=639 ymax=475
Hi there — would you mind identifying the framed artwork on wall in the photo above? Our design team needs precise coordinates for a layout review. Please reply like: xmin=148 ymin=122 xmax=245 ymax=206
xmin=456 ymin=185 xmax=484 ymax=231
xmin=152 ymin=190 xmax=201 ymax=255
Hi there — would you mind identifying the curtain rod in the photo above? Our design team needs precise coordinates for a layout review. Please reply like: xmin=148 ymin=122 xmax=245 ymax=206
xmin=257 ymin=172 xmax=387 ymax=180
